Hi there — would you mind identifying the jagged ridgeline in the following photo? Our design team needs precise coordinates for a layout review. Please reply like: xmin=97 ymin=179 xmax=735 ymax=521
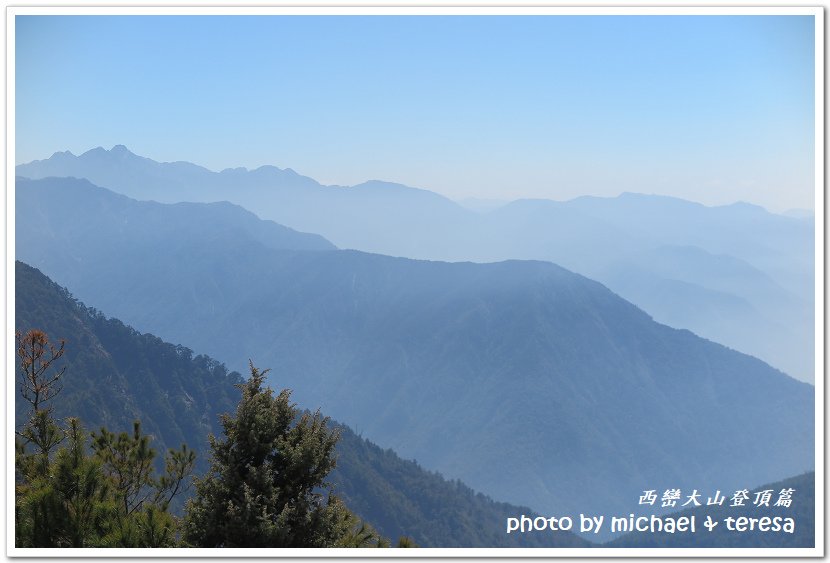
xmin=14 ymin=261 xmax=588 ymax=548
xmin=17 ymin=146 xmax=815 ymax=383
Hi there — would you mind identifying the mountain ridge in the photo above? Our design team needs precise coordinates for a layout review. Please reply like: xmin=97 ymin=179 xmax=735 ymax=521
xmin=15 ymin=175 xmax=815 ymax=538
xmin=16 ymin=145 xmax=813 ymax=382
xmin=15 ymin=260 xmax=590 ymax=548
xmin=18 ymin=145 xmax=799 ymax=214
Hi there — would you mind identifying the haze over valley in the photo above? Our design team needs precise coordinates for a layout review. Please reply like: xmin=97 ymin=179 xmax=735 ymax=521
xmin=15 ymin=165 xmax=816 ymax=539
xmin=18 ymin=146 xmax=815 ymax=383
xmin=14 ymin=11 xmax=817 ymax=550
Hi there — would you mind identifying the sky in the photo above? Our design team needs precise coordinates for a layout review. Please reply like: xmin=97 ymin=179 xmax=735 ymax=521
xmin=14 ymin=13 xmax=817 ymax=212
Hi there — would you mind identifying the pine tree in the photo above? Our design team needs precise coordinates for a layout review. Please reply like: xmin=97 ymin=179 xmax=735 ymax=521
xmin=90 ymin=421 xmax=195 ymax=547
xmin=183 ymin=362 xmax=353 ymax=547
xmin=336 ymin=515 xmax=389 ymax=548
xmin=15 ymin=329 xmax=194 ymax=548
xmin=15 ymin=329 xmax=66 ymax=476
xmin=396 ymin=535 xmax=418 ymax=548
xmin=16 ymin=418 xmax=116 ymax=547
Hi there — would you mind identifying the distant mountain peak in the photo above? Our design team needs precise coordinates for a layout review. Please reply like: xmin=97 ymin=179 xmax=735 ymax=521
xmin=72 ymin=144 xmax=141 ymax=162
xmin=251 ymin=164 xmax=298 ymax=176
xmin=721 ymin=200 xmax=768 ymax=213
xmin=82 ymin=146 xmax=108 ymax=157
xmin=616 ymin=191 xmax=701 ymax=206
xmin=49 ymin=150 xmax=75 ymax=159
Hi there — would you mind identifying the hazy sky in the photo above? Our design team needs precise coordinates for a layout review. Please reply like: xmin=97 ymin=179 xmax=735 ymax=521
xmin=15 ymin=14 xmax=816 ymax=211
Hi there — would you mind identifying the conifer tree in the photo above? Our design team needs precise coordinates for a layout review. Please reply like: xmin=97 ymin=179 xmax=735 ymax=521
xmin=183 ymin=363 xmax=353 ymax=547
xmin=15 ymin=330 xmax=66 ymax=476
xmin=16 ymin=418 xmax=116 ymax=547
xmin=91 ymin=421 xmax=194 ymax=547
xmin=396 ymin=535 xmax=418 ymax=548
xmin=335 ymin=513 xmax=390 ymax=548
xmin=15 ymin=329 xmax=194 ymax=548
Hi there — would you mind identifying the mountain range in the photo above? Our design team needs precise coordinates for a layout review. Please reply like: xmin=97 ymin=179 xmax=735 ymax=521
xmin=15 ymin=260 xmax=589 ymax=548
xmin=16 ymin=146 xmax=814 ymax=382
xmin=15 ymin=175 xmax=815 ymax=538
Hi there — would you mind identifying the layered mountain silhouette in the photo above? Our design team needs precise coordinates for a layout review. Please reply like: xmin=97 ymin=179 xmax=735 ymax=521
xmin=16 ymin=176 xmax=814 ymax=535
xmin=15 ymin=261 xmax=590 ymax=548
xmin=16 ymin=146 xmax=814 ymax=381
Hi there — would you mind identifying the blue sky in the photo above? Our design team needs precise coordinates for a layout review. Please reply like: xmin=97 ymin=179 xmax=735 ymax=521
xmin=15 ymin=14 xmax=816 ymax=211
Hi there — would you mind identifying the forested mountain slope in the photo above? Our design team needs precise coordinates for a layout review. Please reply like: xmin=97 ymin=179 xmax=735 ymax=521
xmin=16 ymin=177 xmax=815 ymax=528
xmin=14 ymin=261 xmax=588 ymax=548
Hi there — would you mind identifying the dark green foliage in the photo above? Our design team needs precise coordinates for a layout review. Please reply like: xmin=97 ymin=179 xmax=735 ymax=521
xmin=92 ymin=423 xmax=157 ymax=516
xmin=106 ymin=504 xmax=178 ymax=548
xmin=14 ymin=325 xmax=193 ymax=548
xmin=336 ymin=516 xmax=389 ymax=548
xmin=396 ymin=536 xmax=417 ymax=548
xmin=16 ymin=410 xmax=63 ymax=478
xmin=156 ymin=445 xmax=197 ymax=511
xmin=14 ymin=328 xmax=110 ymax=548
xmin=16 ymin=414 xmax=185 ymax=547
xmin=606 ymin=472 xmax=815 ymax=548
xmin=183 ymin=364 xmax=353 ymax=547
xmin=91 ymin=422 xmax=195 ymax=517
xmin=17 ymin=418 xmax=117 ymax=547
